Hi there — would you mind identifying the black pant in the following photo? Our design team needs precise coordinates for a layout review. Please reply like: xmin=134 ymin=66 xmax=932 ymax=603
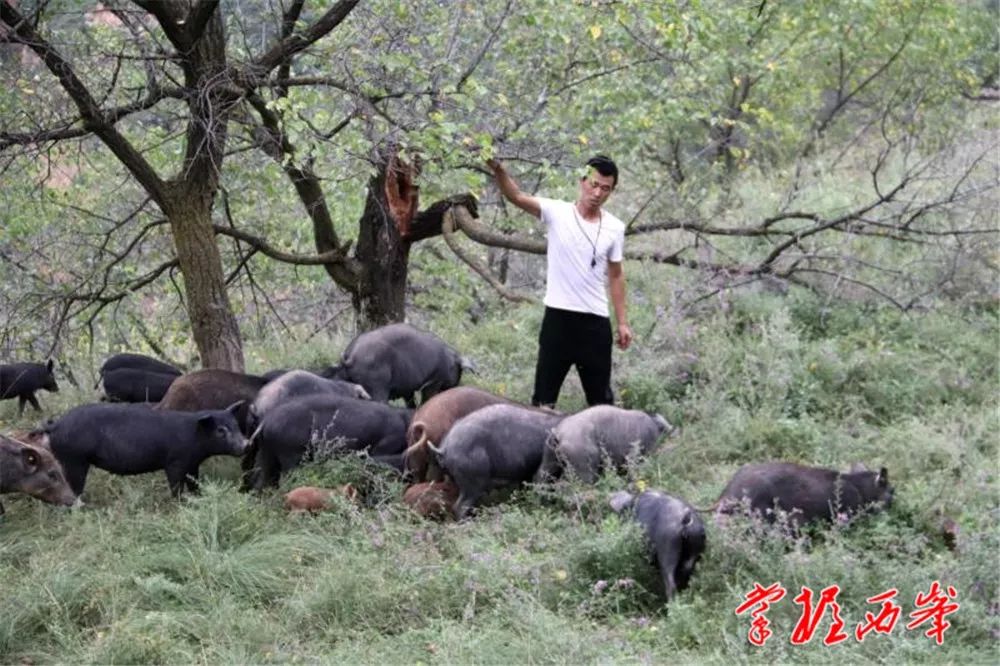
xmin=532 ymin=307 xmax=614 ymax=407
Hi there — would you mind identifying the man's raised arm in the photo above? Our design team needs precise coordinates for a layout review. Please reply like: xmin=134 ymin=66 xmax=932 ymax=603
xmin=487 ymin=159 xmax=541 ymax=218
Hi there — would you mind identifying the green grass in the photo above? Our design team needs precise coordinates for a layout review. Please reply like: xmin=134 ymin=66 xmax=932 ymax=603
xmin=1 ymin=291 xmax=997 ymax=664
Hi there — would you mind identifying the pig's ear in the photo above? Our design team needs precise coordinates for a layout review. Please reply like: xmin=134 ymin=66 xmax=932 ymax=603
xmin=225 ymin=400 xmax=245 ymax=416
xmin=876 ymin=467 xmax=889 ymax=486
xmin=20 ymin=446 xmax=40 ymax=470
xmin=46 ymin=359 xmax=55 ymax=372
xmin=27 ymin=430 xmax=51 ymax=450
xmin=655 ymin=414 xmax=675 ymax=435
xmin=609 ymin=491 xmax=634 ymax=513
xmin=196 ymin=414 xmax=217 ymax=431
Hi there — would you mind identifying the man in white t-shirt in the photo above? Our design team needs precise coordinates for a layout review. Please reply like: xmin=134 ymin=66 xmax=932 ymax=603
xmin=487 ymin=155 xmax=633 ymax=407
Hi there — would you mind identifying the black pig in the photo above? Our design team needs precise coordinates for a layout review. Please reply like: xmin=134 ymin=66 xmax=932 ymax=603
xmin=535 ymin=406 xmax=672 ymax=484
xmin=252 ymin=394 xmax=412 ymax=489
xmin=0 ymin=360 xmax=59 ymax=415
xmin=248 ymin=369 xmax=370 ymax=431
xmin=43 ymin=402 xmax=248 ymax=497
xmin=326 ymin=323 xmax=467 ymax=406
xmin=715 ymin=461 xmax=894 ymax=528
xmin=157 ymin=369 xmax=270 ymax=490
xmin=428 ymin=403 xmax=565 ymax=520
xmin=99 ymin=353 xmax=182 ymax=377
xmin=100 ymin=367 xmax=178 ymax=403
xmin=610 ymin=490 xmax=707 ymax=601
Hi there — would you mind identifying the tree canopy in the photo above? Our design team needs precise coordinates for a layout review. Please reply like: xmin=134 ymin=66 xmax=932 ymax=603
xmin=1 ymin=0 xmax=996 ymax=366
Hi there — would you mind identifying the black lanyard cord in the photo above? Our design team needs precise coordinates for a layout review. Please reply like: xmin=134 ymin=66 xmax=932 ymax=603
xmin=572 ymin=205 xmax=603 ymax=269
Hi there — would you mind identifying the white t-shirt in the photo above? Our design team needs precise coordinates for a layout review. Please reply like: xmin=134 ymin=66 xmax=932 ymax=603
xmin=538 ymin=197 xmax=625 ymax=317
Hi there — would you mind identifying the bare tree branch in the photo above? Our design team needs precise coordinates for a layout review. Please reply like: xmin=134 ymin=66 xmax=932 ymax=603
xmin=275 ymin=0 xmax=306 ymax=99
xmin=0 ymin=125 xmax=90 ymax=149
xmin=243 ymin=92 xmax=361 ymax=286
xmin=780 ymin=267 xmax=908 ymax=309
xmin=962 ymin=88 xmax=1000 ymax=102
xmin=451 ymin=206 xmax=546 ymax=254
xmin=813 ymin=33 xmax=911 ymax=139
xmin=1 ymin=0 xmax=168 ymax=202
xmin=250 ymin=0 xmax=361 ymax=77
xmin=441 ymin=209 xmax=537 ymax=304
xmin=211 ymin=224 xmax=349 ymax=265
xmin=0 ymin=87 xmax=187 ymax=150
xmin=62 ymin=259 xmax=179 ymax=308
xmin=454 ymin=0 xmax=514 ymax=93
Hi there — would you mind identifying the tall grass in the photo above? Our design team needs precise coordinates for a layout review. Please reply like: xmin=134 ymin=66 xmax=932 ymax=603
xmin=1 ymin=289 xmax=997 ymax=664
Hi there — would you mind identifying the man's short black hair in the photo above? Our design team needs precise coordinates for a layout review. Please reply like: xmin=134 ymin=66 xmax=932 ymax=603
xmin=585 ymin=154 xmax=618 ymax=187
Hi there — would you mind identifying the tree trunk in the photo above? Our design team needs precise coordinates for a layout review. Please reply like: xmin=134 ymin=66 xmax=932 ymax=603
xmin=352 ymin=153 xmax=419 ymax=330
xmin=163 ymin=188 xmax=245 ymax=371
xmin=163 ymin=7 xmax=243 ymax=371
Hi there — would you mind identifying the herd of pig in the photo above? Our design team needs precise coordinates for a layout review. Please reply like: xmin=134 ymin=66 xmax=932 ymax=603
xmin=1 ymin=323 xmax=895 ymax=601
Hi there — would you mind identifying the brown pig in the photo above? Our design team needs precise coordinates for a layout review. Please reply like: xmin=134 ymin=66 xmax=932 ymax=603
xmin=284 ymin=484 xmax=358 ymax=513
xmin=7 ymin=429 xmax=51 ymax=449
xmin=402 ymin=481 xmax=460 ymax=521
xmin=156 ymin=369 xmax=269 ymax=432
xmin=1 ymin=433 xmax=77 ymax=514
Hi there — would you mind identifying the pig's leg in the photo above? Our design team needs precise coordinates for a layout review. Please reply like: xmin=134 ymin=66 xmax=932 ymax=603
xmin=184 ymin=467 xmax=201 ymax=493
xmin=453 ymin=485 xmax=484 ymax=521
xmin=371 ymin=435 xmax=405 ymax=457
xmin=420 ymin=385 xmax=443 ymax=405
xmin=239 ymin=440 xmax=259 ymax=492
xmin=165 ymin=465 xmax=186 ymax=497
xmin=533 ymin=443 xmax=561 ymax=483
xmin=371 ymin=453 xmax=404 ymax=473
xmin=254 ymin=447 xmax=281 ymax=490
xmin=61 ymin=460 xmax=91 ymax=497
xmin=655 ymin=542 xmax=681 ymax=601
xmin=564 ymin=446 xmax=600 ymax=484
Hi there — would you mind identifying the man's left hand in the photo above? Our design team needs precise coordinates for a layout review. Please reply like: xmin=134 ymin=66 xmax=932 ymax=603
xmin=616 ymin=324 xmax=633 ymax=350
